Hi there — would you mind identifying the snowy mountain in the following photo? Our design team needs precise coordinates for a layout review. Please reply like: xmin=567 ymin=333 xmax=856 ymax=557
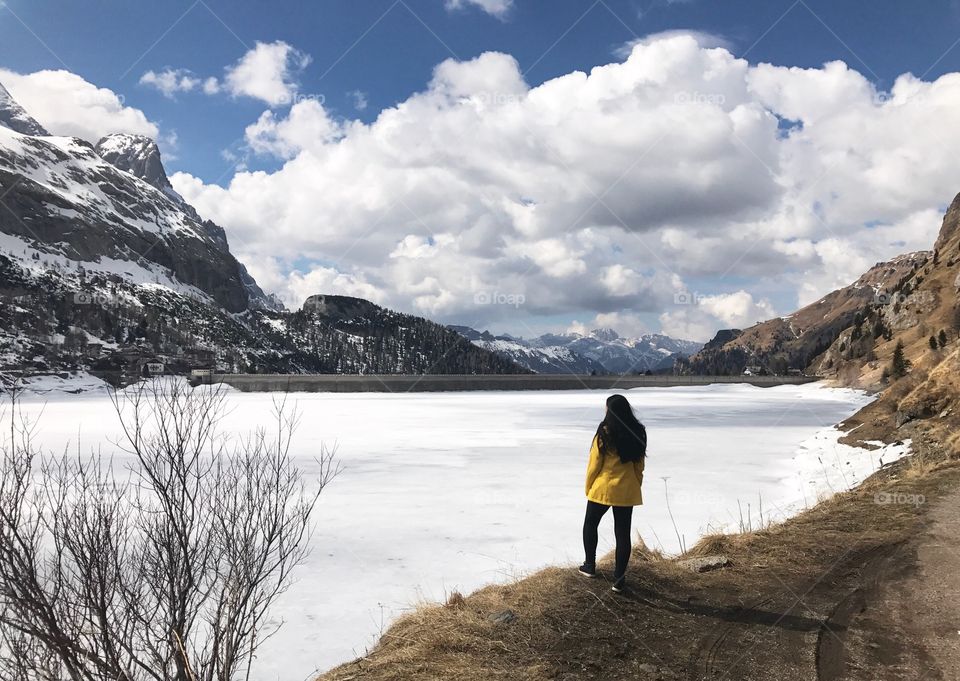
xmin=450 ymin=326 xmax=702 ymax=374
xmin=0 ymin=124 xmax=265 ymax=312
xmin=0 ymin=83 xmax=47 ymax=136
xmin=0 ymin=84 xmax=523 ymax=382
xmin=94 ymin=133 xmax=177 ymax=195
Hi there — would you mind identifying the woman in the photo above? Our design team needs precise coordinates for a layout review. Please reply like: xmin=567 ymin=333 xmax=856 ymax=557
xmin=579 ymin=393 xmax=647 ymax=593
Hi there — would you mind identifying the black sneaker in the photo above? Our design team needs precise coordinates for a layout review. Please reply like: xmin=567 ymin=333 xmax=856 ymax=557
xmin=578 ymin=563 xmax=596 ymax=578
xmin=611 ymin=576 xmax=626 ymax=593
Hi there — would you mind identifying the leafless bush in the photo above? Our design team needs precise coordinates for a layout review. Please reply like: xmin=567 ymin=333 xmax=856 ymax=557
xmin=0 ymin=380 xmax=338 ymax=681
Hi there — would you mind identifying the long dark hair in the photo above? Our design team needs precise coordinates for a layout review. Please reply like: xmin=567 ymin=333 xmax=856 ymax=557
xmin=595 ymin=394 xmax=646 ymax=463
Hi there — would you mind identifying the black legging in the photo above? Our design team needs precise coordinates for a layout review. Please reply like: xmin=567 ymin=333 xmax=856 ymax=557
xmin=582 ymin=501 xmax=633 ymax=578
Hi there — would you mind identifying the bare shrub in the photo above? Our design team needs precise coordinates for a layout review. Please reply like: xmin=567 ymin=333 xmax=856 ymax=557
xmin=0 ymin=380 xmax=338 ymax=681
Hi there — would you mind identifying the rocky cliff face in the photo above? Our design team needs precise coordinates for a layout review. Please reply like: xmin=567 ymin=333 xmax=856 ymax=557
xmin=0 ymin=83 xmax=47 ymax=136
xmin=935 ymin=192 xmax=960 ymax=253
xmin=682 ymin=253 xmax=931 ymax=377
xmin=94 ymin=134 xmax=175 ymax=194
xmin=90 ymin=132 xmax=281 ymax=311
xmin=0 ymin=126 xmax=257 ymax=313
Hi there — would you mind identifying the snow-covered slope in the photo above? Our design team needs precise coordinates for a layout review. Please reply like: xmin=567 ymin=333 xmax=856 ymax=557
xmin=0 ymin=123 xmax=260 ymax=312
xmin=95 ymin=133 xmax=176 ymax=194
xmin=0 ymin=83 xmax=48 ymax=136
xmin=450 ymin=326 xmax=702 ymax=374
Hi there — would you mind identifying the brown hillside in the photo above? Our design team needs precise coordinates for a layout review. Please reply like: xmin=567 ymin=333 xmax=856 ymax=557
xmin=681 ymin=253 xmax=929 ymax=378
xmin=686 ymin=191 xmax=960 ymax=383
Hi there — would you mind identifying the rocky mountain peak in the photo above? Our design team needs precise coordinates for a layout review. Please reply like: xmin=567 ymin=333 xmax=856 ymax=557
xmin=0 ymin=82 xmax=48 ymax=136
xmin=935 ymin=191 xmax=960 ymax=253
xmin=302 ymin=294 xmax=383 ymax=320
xmin=590 ymin=327 xmax=620 ymax=342
xmin=94 ymin=133 xmax=173 ymax=192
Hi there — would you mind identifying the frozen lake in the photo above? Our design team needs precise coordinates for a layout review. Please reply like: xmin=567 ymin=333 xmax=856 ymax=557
xmin=13 ymin=382 xmax=908 ymax=679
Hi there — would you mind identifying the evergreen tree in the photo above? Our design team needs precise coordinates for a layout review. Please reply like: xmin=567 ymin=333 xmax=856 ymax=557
xmin=929 ymin=336 xmax=939 ymax=351
xmin=939 ymin=329 xmax=948 ymax=348
xmin=891 ymin=341 xmax=911 ymax=379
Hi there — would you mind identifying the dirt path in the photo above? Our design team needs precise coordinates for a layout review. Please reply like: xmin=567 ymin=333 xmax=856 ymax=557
xmin=681 ymin=480 xmax=960 ymax=681
xmin=821 ymin=486 xmax=960 ymax=680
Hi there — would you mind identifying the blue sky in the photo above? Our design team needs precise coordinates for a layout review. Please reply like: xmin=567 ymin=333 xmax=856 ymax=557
xmin=5 ymin=0 xmax=960 ymax=179
xmin=2 ymin=0 xmax=960 ymax=339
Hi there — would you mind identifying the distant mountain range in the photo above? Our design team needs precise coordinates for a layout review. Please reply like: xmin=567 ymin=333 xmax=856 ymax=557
xmin=449 ymin=325 xmax=703 ymax=375
xmin=0 ymin=83 xmax=524 ymax=383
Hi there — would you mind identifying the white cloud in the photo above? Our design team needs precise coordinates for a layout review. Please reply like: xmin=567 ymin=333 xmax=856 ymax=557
xmin=660 ymin=291 xmax=777 ymax=342
xmin=348 ymin=89 xmax=368 ymax=111
xmin=224 ymin=40 xmax=311 ymax=106
xmin=137 ymin=42 xmax=309 ymax=105
xmin=244 ymin=99 xmax=341 ymax=158
xmin=389 ymin=234 xmax=455 ymax=259
xmin=445 ymin=0 xmax=513 ymax=19
xmin=0 ymin=68 xmax=158 ymax=142
xmin=285 ymin=267 xmax=384 ymax=309
xmin=615 ymin=29 xmax=731 ymax=58
xmin=172 ymin=33 xmax=960 ymax=339
xmin=139 ymin=68 xmax=202 ymax=98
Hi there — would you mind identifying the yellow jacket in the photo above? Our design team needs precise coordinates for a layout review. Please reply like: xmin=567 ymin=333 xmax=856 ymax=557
xmin=585 ymin=435 xmax=644 ymax=507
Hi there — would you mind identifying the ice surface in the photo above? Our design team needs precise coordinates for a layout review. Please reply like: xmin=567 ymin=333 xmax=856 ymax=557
xmin=10 ymin=382 xmax=901 ymax=679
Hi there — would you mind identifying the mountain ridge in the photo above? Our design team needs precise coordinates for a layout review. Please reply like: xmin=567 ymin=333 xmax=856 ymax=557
xmin=0 ymin=83 xmax=525 ymax=382
xmin=450 ymin=325 xmax=702 ymax=375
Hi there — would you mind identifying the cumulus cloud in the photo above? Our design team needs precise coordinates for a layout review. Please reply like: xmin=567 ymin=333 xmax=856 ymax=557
xmin=139 ymin=68 xmax=202 ymax=98
xmin=224 ymin=40 xmax=311 ymax=106
xmin=614 ymin=29 xmax=731 ymax=58
xmin=139 ymin=41 xmax=309 ymax=106
xmin=445 ymin=0 xmax=513 ymax=19
xmin=244 ymin=99 xmax=341 ymax=158
xmin=660 ymin=291 xmax=778 ymax=342
xmin=348 ymin=89 xmax=368 ymax=111
xmin=0 ymin=68 xmax=158 ymax=141
xmin=172 ymin=33 xmax=960 ymax=340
